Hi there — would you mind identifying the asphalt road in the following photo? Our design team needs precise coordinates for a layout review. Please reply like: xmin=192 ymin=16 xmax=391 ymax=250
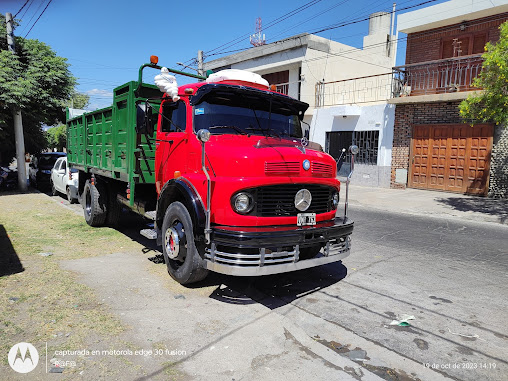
xmin=233 ymin=207 xmax=508 ymax=380
xmin=53 ymin=192 xmax=508 ymax=380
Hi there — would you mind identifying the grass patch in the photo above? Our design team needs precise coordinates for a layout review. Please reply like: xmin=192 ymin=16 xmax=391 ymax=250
xmin=0 ymin=193 xmax=141 ymax=375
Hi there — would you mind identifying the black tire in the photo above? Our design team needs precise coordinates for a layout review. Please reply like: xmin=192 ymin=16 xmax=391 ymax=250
xmin=106 ymin=185 xmax=122 ymax=227
xmin=162 ymin=202 xmax=208 ymax=285
xmin=51 ymin=180 xmax=58 ymax=196
xmin=299 ymin=245 xmax=323 ymax=260
xmin=66 ymin=187 xmax=77 ymax=204
xmin=83 ymin=179 xmax=107 ymax=227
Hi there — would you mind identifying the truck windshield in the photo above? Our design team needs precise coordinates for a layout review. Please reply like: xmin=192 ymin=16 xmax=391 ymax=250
xmin=193 ymin=98 xmax=303 ymax=139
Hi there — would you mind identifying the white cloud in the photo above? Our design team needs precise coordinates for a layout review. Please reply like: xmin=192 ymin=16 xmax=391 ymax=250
xmin=86 ymin=88 xmax=113 ymax=97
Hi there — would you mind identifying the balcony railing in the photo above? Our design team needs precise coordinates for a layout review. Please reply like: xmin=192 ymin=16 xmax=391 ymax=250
xmin=392 ymin=54 xmax=484 ymax=97
xmin=315 ymin=73 xmax=393 ymax=107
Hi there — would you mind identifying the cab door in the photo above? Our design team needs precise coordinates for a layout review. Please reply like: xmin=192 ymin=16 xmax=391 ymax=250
xmin=155 ymin=100 xmax=189 ymax=193
xmin=58 ymin=159 xmax=68 ymax=192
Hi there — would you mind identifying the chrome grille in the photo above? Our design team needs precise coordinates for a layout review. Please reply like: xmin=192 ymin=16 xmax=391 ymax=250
xmin=254 ymin=184 xmax=333 ymax=217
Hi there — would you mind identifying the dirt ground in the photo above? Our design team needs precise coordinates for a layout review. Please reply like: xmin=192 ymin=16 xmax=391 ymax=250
xmin=1 ymin=192 xmax=373 ymax=380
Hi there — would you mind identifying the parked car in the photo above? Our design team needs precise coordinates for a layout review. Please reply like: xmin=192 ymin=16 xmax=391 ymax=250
xmin=0 ymin=167 xmax=17 ymax=191
xmin=50 ymin=156 xmax=79 ymax=203
xmin=29 ymin=152 xmax=66 ymax=190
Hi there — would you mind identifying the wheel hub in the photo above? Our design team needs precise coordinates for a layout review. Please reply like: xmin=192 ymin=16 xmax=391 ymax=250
xmin=165 ymin=224 xmax=185 ymax=260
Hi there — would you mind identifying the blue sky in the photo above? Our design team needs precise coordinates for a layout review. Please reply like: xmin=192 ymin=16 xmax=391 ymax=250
xmin=2 ymin=0 xmax=448 ymax=110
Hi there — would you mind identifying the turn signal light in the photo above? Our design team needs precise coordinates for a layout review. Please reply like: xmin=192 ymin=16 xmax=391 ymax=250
xmin=174 ymin=171 xmax=181 ymax=179
xmin=270 ymin=85 xmax=277 ymax=91
xmin=150 ymin=55 xmax=159 ymax=64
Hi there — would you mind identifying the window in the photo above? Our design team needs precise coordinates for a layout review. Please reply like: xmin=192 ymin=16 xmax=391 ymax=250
xmin=161 ymin=101 xmax=186 ymax=133
xmin=262 ymin=70 xmax=290 ymax=95
xmin=326 ymin=130 xmax=379 ymax=172
xmin=193 ymin=99 xmax=303 ymax=138
xmin=53 ymin=159 xmax=62 ymax=170
xmin=441 ymin=33 xmax=488 ymax=58
xmin=61 ymin=161 xmax=67 ymax=172
xmin=353 ymin=130 xmax=379 ymax=165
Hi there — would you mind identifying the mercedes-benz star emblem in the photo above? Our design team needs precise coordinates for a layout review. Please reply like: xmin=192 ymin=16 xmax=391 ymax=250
xmin=295 ymin=189 xmax=312 ymax=211
xmin=300 ymin=137 xmax=309 ymax=147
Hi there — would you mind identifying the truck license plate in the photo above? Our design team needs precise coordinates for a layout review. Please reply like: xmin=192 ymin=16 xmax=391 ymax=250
xmin=297 ymin=213 xmax=316 ymax=226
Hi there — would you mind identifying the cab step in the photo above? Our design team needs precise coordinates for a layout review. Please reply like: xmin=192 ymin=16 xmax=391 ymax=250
xmin=144 ymin=211 xmax=156 ymax=220
xmin=140 ymin=228 xmax=157 ymax=240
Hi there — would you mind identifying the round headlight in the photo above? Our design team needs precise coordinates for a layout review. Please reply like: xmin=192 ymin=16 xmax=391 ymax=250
xmin=332 ymin=192 xmax=339 ymax=209
xmin=232 ymin=192 xmax=253 ymax=214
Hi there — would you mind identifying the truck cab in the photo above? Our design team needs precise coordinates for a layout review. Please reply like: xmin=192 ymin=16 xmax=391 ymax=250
xmin=150 ymin=68 xmax=355 ymax=283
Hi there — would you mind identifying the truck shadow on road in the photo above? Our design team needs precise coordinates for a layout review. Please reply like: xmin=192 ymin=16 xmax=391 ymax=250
xmin=113 ymin=211 xmax=349 ymax=309
xmin=206 ymin=263 xmax=348 ymax=309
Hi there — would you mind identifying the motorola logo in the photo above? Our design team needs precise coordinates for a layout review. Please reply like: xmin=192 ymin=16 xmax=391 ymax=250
xmin=8 ymin=342 xmax=39 ymax=373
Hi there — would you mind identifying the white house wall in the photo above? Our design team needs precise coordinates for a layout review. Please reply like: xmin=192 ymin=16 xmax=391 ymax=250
xmin=310 ymin=103 xmax=395 ymax=187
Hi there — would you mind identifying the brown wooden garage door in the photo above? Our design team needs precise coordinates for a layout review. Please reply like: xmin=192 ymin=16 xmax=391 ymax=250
xmin=410 ymin=124 xmax=493 ymax=195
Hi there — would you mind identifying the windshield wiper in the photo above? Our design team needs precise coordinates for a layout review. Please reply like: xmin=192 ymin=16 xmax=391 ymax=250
xmin=209 ymin=125 xmax=247 ymax=135
xmin=245 ymin=126 xmax=281 ymax=139
xmin=249 ymin=107 xmax=281 ymax=139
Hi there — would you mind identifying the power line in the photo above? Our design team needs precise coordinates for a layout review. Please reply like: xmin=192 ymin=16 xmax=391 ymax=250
xmin=177 ymin=0 xmax=326 ymax=68
xmin=24 ymin=0 xmax=53 ymax=38
xmin=204 ymin=0 xmax=325 ymax=57
xmin=206 ymin=12 xmax=508 ymax=75
xmin=20 ymin=0 xmax=45 ymax=35
xmin=191 ymin=0 xmax=440 ymax=65
xmin=310 ymin=0 xmax=439 ymax=34
xmin=14 ymin=0 xmax=31 ymax=18
xmin=20 ymin=0 xmax=35 ymax=19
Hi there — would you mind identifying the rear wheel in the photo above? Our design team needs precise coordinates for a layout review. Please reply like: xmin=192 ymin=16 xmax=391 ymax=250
xmin=162 ymin=202 xmax=208 ymax=285
xmin=83 ymin=179 xmax=107 ymax=227
xmin=66 ymin=187 xmax=77 ymax=204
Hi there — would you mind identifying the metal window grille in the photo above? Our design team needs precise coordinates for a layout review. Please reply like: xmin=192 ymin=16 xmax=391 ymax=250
xmin=352 ymin=130 xmax=378 ymax=165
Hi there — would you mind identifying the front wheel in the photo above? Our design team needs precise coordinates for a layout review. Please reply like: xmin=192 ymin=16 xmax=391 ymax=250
xmin=162 ymin=202 xmax=208 ymax=285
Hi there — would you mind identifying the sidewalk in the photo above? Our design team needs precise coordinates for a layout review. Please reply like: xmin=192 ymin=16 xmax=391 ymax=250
xmin=344 ymin=184 xmax=508 ymax=225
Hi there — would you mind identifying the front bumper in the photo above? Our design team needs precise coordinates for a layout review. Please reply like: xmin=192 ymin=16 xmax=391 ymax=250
xmin=204 ymin=217 xmax=353 ymax=276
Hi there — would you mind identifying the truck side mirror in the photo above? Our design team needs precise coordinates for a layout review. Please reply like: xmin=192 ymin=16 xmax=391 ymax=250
xmin=136 ymin=102 xmax=154 ymax=136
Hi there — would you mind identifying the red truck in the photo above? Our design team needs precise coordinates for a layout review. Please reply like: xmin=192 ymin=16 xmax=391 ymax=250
xmin=67 ymin=57 xmax=357 ymax=284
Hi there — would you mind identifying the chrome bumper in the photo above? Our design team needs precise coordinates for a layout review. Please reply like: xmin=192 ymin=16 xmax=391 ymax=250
xmin=203 ymin=217 xmax=353 ymax=276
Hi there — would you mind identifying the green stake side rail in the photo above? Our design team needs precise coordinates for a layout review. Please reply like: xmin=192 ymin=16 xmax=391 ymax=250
xmin=66 ymin=63 xmax=205 ymax=207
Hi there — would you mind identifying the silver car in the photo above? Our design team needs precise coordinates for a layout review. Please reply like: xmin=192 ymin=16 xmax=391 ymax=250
xmin=50 ymin=157 xmax=79 ymax=203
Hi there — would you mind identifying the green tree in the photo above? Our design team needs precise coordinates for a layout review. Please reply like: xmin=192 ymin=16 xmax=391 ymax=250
xmin=0 ymin=16 xmax=75 ymax=165
xmin=70 ymin=91 xmax=90 ymax=110
xmin=459 ymin=21 xmax=508 ymax=125
xmin=46 ymin=124 xmax=67 ymax=151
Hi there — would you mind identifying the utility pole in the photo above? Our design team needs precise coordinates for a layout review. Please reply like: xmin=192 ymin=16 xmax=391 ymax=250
xmin=5 ymin=12 xmax=27 ymax=192
xmin=388 ymin=3 xmax=396 ymax=59
xmin=197 ymin=50 xmax=204 ymax=78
